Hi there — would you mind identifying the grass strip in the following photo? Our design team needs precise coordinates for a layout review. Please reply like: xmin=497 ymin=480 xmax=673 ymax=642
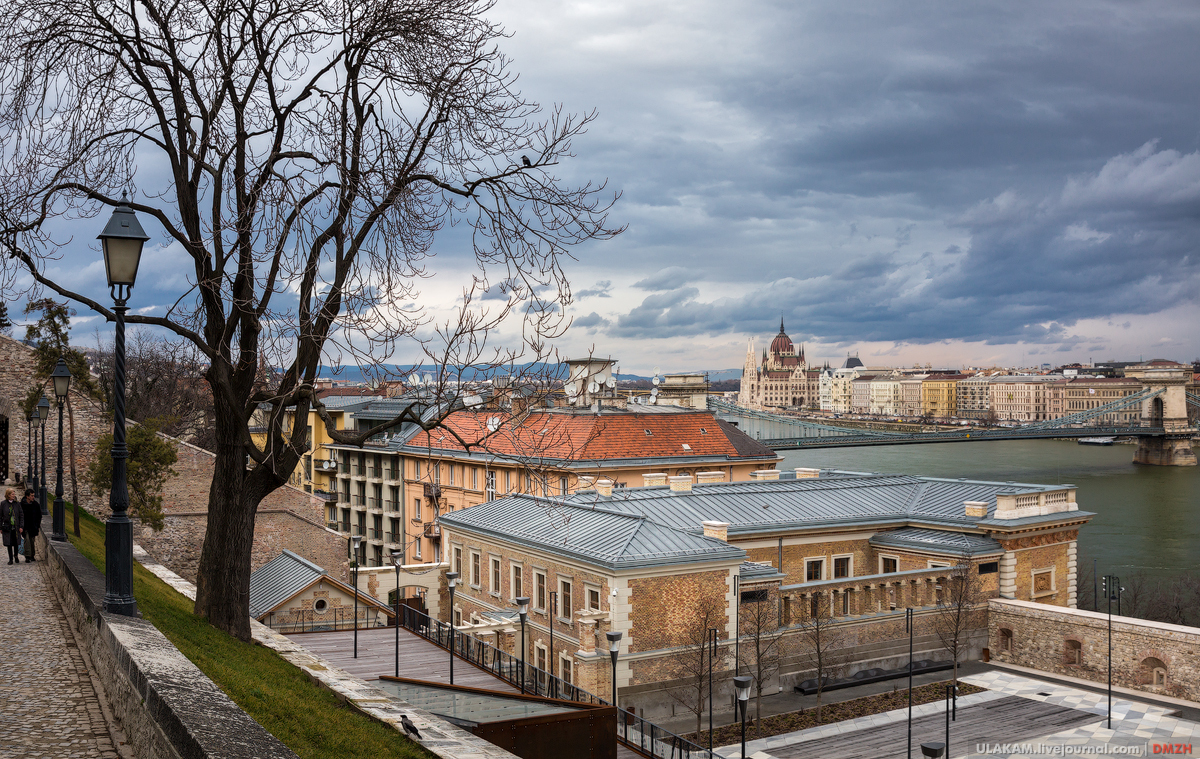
xmin=68 ymin=508 xmax=434 ymax=759
xmin=685 ymin=680 xmax=987 ymax=747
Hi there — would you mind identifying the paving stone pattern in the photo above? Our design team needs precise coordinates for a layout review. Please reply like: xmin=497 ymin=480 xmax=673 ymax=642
xmin=0 ymin=552 xmax=120 ymax=759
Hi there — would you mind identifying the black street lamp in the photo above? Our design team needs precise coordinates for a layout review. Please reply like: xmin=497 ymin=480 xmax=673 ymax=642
xmin=707 ymin=627 xmax=718 ymax=755
xmin=1102 ymin=574 xmax=1121 ymax=729
xmin=906 ymin=607 xmax=915 ymax=759
xmin=37 ymin=396 xmax=50 ymax=515
xmin=606 ymin=630 xmax=622 ymax=707
xmin=391 ymin=548 xmax=404 ymax=678
xmin=944 ymin=683 xmax=957 ymax=756
xmin=51 ymin=359 xmax=72 ymax=541
xmin=734 ymin=675 xmax=751 ymax=759
xmin=516 ymin=596 xmax=530 ymax=694
xmin=26 ymin=410 xmax=33 ymax=487
xmin=351 ymin=534 xmax=362 ymax=658
xmin=99 ymin=192 xmax=150 ymax=617
xmin=446 ymin=571 xmax=460 ymax=685
xmin=548 ymin=590 xmax=558 ymax=698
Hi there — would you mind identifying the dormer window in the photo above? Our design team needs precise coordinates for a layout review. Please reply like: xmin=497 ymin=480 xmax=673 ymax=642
xmin=699 ymin=428 xmax=708 ymax=434
xmin=644 ymin=429 xmax=653 ymax=436
xmin=682 ymin=443 xmax=692 ymax=450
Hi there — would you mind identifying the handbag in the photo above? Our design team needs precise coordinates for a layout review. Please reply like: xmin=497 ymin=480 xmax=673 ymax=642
xmin=18 ymin=536 xmax=24 ymax=555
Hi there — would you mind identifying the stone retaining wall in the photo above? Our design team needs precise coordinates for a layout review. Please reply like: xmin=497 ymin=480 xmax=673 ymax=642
xmin=41 ymin=534 xmax=298 ymax=759
xmin=988 ymin=598 xmax=1200 ymax=703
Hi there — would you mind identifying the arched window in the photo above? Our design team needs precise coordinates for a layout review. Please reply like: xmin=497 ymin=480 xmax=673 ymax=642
xmin=998 ymin=628 xmax=1013 ymax=653
xmin=1064 ymin=639 xmax=1082 ymax=666
xmin=1141 ymin=657 xmax=1167 ymax=687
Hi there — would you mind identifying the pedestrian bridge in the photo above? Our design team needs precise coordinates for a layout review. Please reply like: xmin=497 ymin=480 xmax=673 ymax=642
xmin=709 ymin=368 xmax=1199 ymax=466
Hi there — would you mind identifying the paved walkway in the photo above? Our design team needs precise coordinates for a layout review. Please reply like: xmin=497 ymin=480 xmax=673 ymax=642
xmin=719 ymin=670 xmax=1200 ymax=759
xmin=0 ymin=539 xmax=123 ymax=759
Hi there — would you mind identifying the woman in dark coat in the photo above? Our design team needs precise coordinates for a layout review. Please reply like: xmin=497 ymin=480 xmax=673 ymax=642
xmin=1 ymin=488 xmax=22 ymax=565
xmin=20 ymin=488 xmax=40 ymax=562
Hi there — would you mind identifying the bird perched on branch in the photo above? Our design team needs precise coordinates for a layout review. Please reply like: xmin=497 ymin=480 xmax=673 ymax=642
xmin=401 ymin=714 xmax=422 ymax=739
xmin=521 ymin=155 xmax=532 ymax=167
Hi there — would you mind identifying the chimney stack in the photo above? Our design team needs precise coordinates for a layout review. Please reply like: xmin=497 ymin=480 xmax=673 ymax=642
xmin=668 ymin=475 xmax=693 ymax=492
xmin=596 ymin=479 xmax=614 ymax=498
xmin=696 ymin=471 xmax=726 ymax=484
xmin=701 ymin=521 xmax=730 ymax=542
xmin=794 ymin=468 xmax=821 ymax=479
xmin=964 ymin=501 xmax=988 ymax=518
xmin=642 ymin=473 xmax=668 ymax=487
xmin=750 ymin=469 xmax=780 ymax=481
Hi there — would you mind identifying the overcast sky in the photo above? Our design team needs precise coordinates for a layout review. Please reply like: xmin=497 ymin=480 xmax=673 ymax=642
xmin=37 ymin=0 xmax=1200 ymax=375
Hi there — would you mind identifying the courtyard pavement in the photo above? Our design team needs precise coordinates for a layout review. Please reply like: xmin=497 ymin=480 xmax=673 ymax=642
xmin=717 ymin=670 xmax=1200 ymax=759
xmin=0 ymin=538 xmax=125 ymax=759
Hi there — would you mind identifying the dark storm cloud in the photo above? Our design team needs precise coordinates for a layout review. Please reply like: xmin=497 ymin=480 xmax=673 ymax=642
xmin=576 ymin=280 xmax=613 ymax=299
xmin=631 ymin=267 xmax=698 ymax=291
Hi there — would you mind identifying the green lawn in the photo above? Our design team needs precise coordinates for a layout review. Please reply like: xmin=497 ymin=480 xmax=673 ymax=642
xmin=68 ymin=509 xmax=434 ymax=759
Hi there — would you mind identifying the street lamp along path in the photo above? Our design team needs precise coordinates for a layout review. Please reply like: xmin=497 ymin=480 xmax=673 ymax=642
xmin=98 ymin=193 xmax=149 ymax=618
xmin=50 ymin=358 xmax=72 ymax=542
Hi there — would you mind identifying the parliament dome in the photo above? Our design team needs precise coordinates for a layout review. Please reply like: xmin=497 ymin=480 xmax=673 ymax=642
xmin=769 ymin=320 xmax=794 ymax=356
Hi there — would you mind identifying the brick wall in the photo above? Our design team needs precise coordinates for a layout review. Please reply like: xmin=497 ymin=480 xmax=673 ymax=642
xmin=988 ymin=598 xmax=1200 ymax=702
xmin=744 ymin=537 xmax=874 ymax=585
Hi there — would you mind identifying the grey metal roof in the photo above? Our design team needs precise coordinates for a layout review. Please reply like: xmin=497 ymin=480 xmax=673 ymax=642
xmin=249 ymin=550 xmax=326 ymax=619
xmin=739 ymin=561 xmax=787 ymax=581
xmin=438 ymin=496 xmax=745 ymax=571
xmin=868 ymin=527 xmax=1003 ymax=556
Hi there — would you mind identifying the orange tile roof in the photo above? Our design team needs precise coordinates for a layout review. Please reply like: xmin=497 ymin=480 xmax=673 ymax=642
xmin=407 ymin=411 xmax=776 ymax=462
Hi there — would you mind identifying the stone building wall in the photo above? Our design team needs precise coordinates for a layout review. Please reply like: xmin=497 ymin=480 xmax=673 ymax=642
xmin=743 ymin=537 xmax=874 ymax=586
xmin=138 ymin=437 xmax=348 ymax=582
xmin=988 ymin=598 xmax=1200 ymax=702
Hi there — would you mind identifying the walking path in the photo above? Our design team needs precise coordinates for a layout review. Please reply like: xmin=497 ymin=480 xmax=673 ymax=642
xmin=0 ymin=540 xmax=124 ymax=759
xmin=718 ymin=670 xmax=1200 ymax=759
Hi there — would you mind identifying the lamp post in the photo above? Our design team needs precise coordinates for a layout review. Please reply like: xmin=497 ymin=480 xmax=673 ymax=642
xmin=391 ymin=548 xmax=404 ymax=678
xmin=26 ymin=410 xmax=33 ymax=487
xmin=351 ymin=534 xmax=362 ymax=657
xmin=606 ymin=631 xmax=623 ymax=707
xmin=446 ymin=571 xmax=459 ymax=685
xmin=99 ymin=192 xmax=150 ymax=617
xmin=51 ymin=359 xmax=72 ymax=541
xmin=1102 ymin=574 xmax=1120 ymax=729
xmin=516 ymin=596 xmax=530 ymax=694
xmin=906 ymin=607 xmax=915 ymax=759
xmin=708 ymin=627 xmax=718 ymax=755
xmin=37 ymin=395 xmax=49 ymax=515
xmin=734 ymin=675 xmax=751 ymax=759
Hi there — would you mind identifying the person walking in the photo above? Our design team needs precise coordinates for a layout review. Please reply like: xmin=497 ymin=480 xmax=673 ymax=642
xmin=1 ymin=489 xmax=22 ymax=565
xmin=20 ymin=488 xmax=41 ymax=562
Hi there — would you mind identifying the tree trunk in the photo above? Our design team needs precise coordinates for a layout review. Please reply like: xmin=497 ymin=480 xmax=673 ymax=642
xmin=193 ymin=402 xmax=281 ymax=641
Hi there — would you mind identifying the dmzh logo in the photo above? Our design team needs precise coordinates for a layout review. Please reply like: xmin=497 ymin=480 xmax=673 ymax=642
xmin=1151 ymin=745 xmax=1193 ymax=755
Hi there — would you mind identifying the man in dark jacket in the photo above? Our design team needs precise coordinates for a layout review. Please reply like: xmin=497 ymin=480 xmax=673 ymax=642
xmin=1 ymin=489 xmax=22 ymax=565
xmin=20 ymin=489 xmax=40 ymax=562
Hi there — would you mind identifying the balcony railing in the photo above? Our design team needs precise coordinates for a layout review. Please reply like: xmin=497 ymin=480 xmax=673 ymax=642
xmin=385 ymin=531 xmax=401 ymax=543
xmin=351 ymin=525 xmax=363 ymax=536
xmin=367 ymin=497 xmax=381 ymax=509
xmin=351 ymin=464 xmax=364 ymax=476
xmin=340 ymin=521 xmax=351 ymax=533
xmin=368 ymin=528 xmax=382 ymax=540
xmin=384 ymin=468 xmax=398 ymax=481
xmin=312 ymin=490 xmax=339 ymax=502
xmin=326 ymin=521 xmax=340 ymax=531
xmin=367 ymin=466 xmax=381 ymax=477
xmin=352 ymin=494 xmax=365 ymax=506
xmin=397 ymin=606 xmax=708 ymax=759
xmin=423 ymin=522 xmax=441 ymax=539
xmin=313 ymin=458 xmax=338 ymax=473
xmin=384 ymin=500 xmax=399 ymax=512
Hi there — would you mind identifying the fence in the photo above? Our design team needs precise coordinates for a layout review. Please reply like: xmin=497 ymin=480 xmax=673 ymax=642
xmin=398 ymin=606 xmax=710 ymax=759
xmin=263 ymin=607 xmax=391 ymax=634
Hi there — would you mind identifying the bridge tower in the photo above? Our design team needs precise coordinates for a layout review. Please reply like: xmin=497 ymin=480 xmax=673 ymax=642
xmin=1126 ymin=364 xmax=1197 ymax=466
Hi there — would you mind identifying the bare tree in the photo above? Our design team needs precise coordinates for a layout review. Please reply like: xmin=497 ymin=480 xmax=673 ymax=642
xmin=931 ymin=554 xmax=984 ymax=685
xmin=795 ymin=590 xmax=847 ymax=722
xmin=738 ymin=585 xmax=788 ymax=737
xmin=0 ymin=0 xmax=620 ymax=638
xmin=665 ymin=595 xmax=729 ymax=739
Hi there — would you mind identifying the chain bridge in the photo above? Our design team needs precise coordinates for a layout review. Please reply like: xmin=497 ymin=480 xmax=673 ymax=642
xmin=708 ymin=366 xmax=1199 ymax=466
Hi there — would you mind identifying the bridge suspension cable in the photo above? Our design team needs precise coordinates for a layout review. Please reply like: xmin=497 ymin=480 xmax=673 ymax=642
xmin=1014 ymin=387 xmax=1163 ymax=431
xmin=706 ymin=398 xmax=903 ymax=438
xmin=1187 ymin=392 xmax=1200 ymax=410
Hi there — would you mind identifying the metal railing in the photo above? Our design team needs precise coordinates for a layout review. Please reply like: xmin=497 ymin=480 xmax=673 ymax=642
xmin=368 ymin=528 xmax=382 ymax=539
xmin=385 ymin=531 xmax=401 ymax=543
xmin=264 ymin=607 xmax=390 ymax=634
xmin=397 ymin=606 xmax=709 ymax=758
xmin=384 ymin=500 xmax=400 ymax=512
xmin=367 ymin=497 xmax=381 ymax=509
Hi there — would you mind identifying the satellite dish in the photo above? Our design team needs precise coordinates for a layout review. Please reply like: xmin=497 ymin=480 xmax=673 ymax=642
xmin=565 ymin=381 xmax=579 ymax=395
xmin=422 ymin=373 xmax=433 ymax=386
xmin=650 ymin=388 xmax=658 ymax=398
xmin=651 ymin=376 xmax=660 ymax=386
xmin=409 ymin=373 xmax=420 ymax=386
xmin=653 ymin=366 xmax=660 ymax=376
xmin=486 ymin=416 xmax=501 ymax=433
xmin=587 ymin=381 xmax=600 ymax=394
xmin=605 ymin=376 xmax=616 ymax=388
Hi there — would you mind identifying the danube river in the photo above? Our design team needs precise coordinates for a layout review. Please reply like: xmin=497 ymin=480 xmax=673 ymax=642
xmin=778 ymin=440 xmax=1200 ymax=577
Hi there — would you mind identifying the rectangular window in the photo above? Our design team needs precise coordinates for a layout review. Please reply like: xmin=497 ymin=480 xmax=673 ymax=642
xmin=559 ymin=579 xmax=572 ymax=621
xmin=525 ymin=473 xmax=532 ymax=492
xmin=978 ymin=561 xmax=999 ymax=575
xmin=882 ymin=557 xmax=898 ymax=574
xmin=805 ymin=559 xmax=824 ymax=582
xmin=560 ymin=655 xmax=572 ymax=685
xmin=535 ymin=571 xmax=547 ymax=610
xmin=491 ymin=557 xmax=501 ymax=594
xmin=449 ymin=464 xmax=455 ymax=485
xmin=415 ymin=459 xmax=421 ymax=479
xmin=471 ymin=552 xmax=481 ymax=587
xmin=833 ymin=556 xmax=851 ymax=579
xmin=587 ymin=588 xmax=601 ymax=611
xmin=413 ymin=498 xmax=421 ymax=521
xmin=454 ymin=547 xmax=462 ymax=577
xmin=560 ymin=476 xmax=569 ymax=496
xmin=536 ymin=645 xmax=547 ymax=674
xmin=472 ymin=467 xmax=478 ymax=491
xmin=840 ymin=591 xmax=849 ymax=615
xmin=512 ymin=564 xmax=523 ymax=599
xmin=434 ymin=463 xmax=441 ymax=484
xmin=504 ymin=471 xmax=511 ymax=493
xmin=486 ymin=471 xmax=497 ymax=501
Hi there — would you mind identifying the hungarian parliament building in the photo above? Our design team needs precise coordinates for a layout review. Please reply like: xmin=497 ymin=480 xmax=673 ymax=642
xmin=737 ymin=321 xmax=833 ymax=410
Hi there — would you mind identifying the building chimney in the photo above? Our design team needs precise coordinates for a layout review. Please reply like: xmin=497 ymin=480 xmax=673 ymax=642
xmin=577 ymin=475 xmax=596 ymax=491
xmin=701 ymin=521 xmax=730 ymax=542
xmin=668 ymin=475 xmax=693 ymax=492
xmin=964 ymin=501 xmax=988 ymax=518
xmin=596 ymin=479 xmax=614 ymax=498
xmin=642 ymin=473 xmax=668 ymax=487
xmin=794 ymin=468 xmax=821 ymax=479
xmin=696 ymin=471 xmax=726 ymax=484
xmin=750 ymin=469 xmax=780 ymax=481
